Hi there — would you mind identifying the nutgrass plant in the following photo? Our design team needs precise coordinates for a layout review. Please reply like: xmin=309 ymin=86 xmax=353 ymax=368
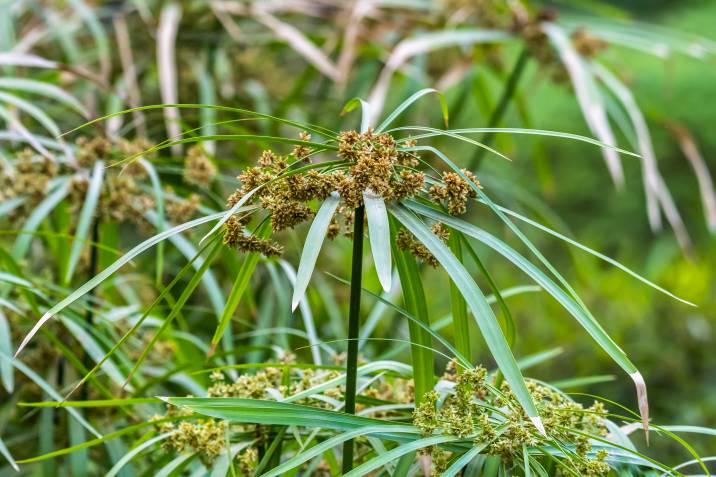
xmin=1 ymin=2 xmax=715 ymax=476
xmin=3 ymin=0 xmax=716 ymax=250
xmin=0 ymin=91 xmax=713 ymax=476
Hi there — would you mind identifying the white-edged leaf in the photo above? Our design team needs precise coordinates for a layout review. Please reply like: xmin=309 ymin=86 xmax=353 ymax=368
xmin=442 ymin=445 xmax=485 ymax=477
xmin=0 ymin=90 xmax=62 ymax=137
xmin=291 ymin=192 xmax=341 ymax=311
xmin=106 ymin=432 xmax=173 ymax=477
xmin=0 ymin=104 xmax=52 ymax=158
xmin=363 ymin=190 xmax=392 ymax=292
xmin=341 ymin=97 xmax=372 ymax=133
xmin=407 ymin=201 xmax=648 ymax=430
xmin=592 ymin=62 xmax=662 ymax=231
xmin=155 ymin=451 xmax=194 ymax=477
xmin=0 ymin=272 xmax=32 ymax=289
xmin=254 ymin=10 xmax=339 ymax=80
xmin=0 ymin=310 xmax=13 ymax=392
xmin=0 ymin=436 xmax=18 ymax=472
xmin=478 ymin=200 xmax=694 ymax=306
xmin=392 ymin=126 xmax=640 ymax=158
xmin=670 ymin=126 xmax=716 ymax=233
xmin=162 ymin=396 xmax=416 ymax=441
xmin=376 ymin=88 xmax=448 ymax=133
xmin=0 ymin=196 xmax=25 ymax=218
xmin=544 ymin=23 xmax=624 ymax=187
xmin=389 ymin=204 xmax=544 ymax=433
xmin=65 ymin=160 xmax=104 ymax=283
xmin=414 ymin=144 xmax=651 ymax=434
xmin=279 ymin=260 xmax=322 ymax=365
xmin=0 ymin=52 xmax=58 ymax=69
xmin=344 ymin=435 xmax=460 ymax=477
xmin=262 ymin=425 xmax=415 ymax=477
xmin=0 ymin=77 xmax=88 ymax=116
xmin=199 ymin=186 xmax=260 ymax=245
xmin=283 ymin=360 xmax=412 ymax=404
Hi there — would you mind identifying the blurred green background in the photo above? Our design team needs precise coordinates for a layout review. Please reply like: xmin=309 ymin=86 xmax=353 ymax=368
xmin=446 ymin=0 xmax=716 ymax=457
xmin=1 ymin=0 xmax=714 ymax=469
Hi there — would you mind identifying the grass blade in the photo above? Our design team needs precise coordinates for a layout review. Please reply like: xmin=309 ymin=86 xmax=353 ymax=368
xmin=157 ymin=2 xmax=182 ymax=155
xmin=476 ymin=200 xmax=695 ymax=306
xmin=544 ymin=23 xmax=624 ymax=187
xmin=0 ymin=310 xmax=12 ymax=392
xmin=363 ymin=190 xmax=392 ymax=292
xmin=162 ymin=397 xmax=419 ymax=441
xmin=391 ymin=219 xmax=434 ymax=405
xmin=14 ymin=211 xmax=230 ymax=357
xmin=343 ymin=435 xmax=460 ymax=477
xmin=263 ymin=425 xmax=414 ymax=477
xmin=0 ymin=350 xmax=100 ymax=438
xmin=406 ymin=201 xmax=646 ymax=430
xmin=65 ymin=160 xmax=104 ymax=284
xmin=375 ymin=87 xmax=448 ymax=133
xmin=106 ymin=433 xmax=173 ymax=477
xmin=291 ymin=192 xmax=340 ymax=311
xmin=0 ymin=436 xmax=18 ymax=472
xmin=0 ymin=77 xmax=87 ymax=116
xmin=448 ymin=233 xmax=470 ymax=360
xmin=390 ymin=204 xmax=544 ymax=433
xmin=209 ymin=222 xmax=269 ymax=356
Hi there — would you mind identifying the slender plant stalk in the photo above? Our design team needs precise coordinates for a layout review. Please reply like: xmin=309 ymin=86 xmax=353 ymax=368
xmin=342 ymin=204 xmax=365 ymax=473
xmin=391 ymin=218 xmax=434 ymax=405
xmin=469 ymin=47 xmax=530 ymax=171
xmin=80 ymin=220 xmax=101 ymax=399
xmin=448 ymin=232 xmax=470 ymax=363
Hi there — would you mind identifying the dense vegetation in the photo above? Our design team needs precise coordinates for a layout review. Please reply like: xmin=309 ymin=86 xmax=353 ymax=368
xmin=0 ymin=1 xmax=714 ymax=476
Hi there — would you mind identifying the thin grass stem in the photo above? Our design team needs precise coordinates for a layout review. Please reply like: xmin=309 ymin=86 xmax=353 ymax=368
xmin=469 ymin=47 xmax=530 ymax=170
xmin=341 ymin=204 xmax=365 ymax=473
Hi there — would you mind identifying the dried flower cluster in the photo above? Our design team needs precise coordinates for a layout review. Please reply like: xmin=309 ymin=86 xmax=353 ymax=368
xmin=222 ymin=214 xmax=284 ymax=257
xmin=429 ymin=169 xmax=481 ymax=216
xmin=0 ymin=137 xmax=163 ymax=227
xmin=98 ymin=174 xmax=154 ymax=225
xmin=0 ymin=149 xmax=59 ymax=219
xmin=222 ymin=129 xmax=427 ymax=255
xmin=166 ymin=191 xmax=200 ymax=224
xmin=207 ymin=366 xmax=344 ymax=407
xmin=152 ymin=359 xmax=415 ymax=467
xmin=396 ymin=223 xmax=450 ymax=267
xmin=152 ymin=407 xmax=227 ymax=466
xmin=183 ymin=145 xmax=217 ymax=188
xmin=413 ymin=361 xmax=611 ymax=476
xmin=335 ymin=129 xmax=424 ymax=208
xmin=571 ymin=28 xmax=608 ymax=58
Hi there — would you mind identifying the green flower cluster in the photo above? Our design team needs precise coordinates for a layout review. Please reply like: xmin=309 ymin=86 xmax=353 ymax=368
xmin=413 ymin=361 xmax=611 ymax=476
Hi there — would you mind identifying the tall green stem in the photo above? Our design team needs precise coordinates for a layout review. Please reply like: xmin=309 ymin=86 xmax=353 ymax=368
xmin=342 ymin=204 xmax=365 ymax=473
xmin=469 ymin=48 xmax=530 ymax=171
xmin=80 ymin=219 xmax=100 ymax=399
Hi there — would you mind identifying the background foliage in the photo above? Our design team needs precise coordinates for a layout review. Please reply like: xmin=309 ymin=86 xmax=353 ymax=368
xmin=0 ymin=0 xmax=714 ymax=475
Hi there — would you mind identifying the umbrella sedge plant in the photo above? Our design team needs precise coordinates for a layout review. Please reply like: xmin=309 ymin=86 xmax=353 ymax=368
xmin=6 ymin=90 xmax=710 ymax=475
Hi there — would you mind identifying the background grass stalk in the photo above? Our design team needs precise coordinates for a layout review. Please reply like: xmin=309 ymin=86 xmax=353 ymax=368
xmin=80 ymin=220 xmax=100 ymax=399
xmin=341 ymin=204 xmax=365 ymax=473
xmin=448 ymin=232 xmax=470 ymax=365
xmin=469 ymin=47 xmax=530 ymax=170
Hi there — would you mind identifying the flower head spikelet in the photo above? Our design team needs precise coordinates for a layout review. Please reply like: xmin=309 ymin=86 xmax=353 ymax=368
xmin=184 ymin=145 xmax=217 ymax=188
